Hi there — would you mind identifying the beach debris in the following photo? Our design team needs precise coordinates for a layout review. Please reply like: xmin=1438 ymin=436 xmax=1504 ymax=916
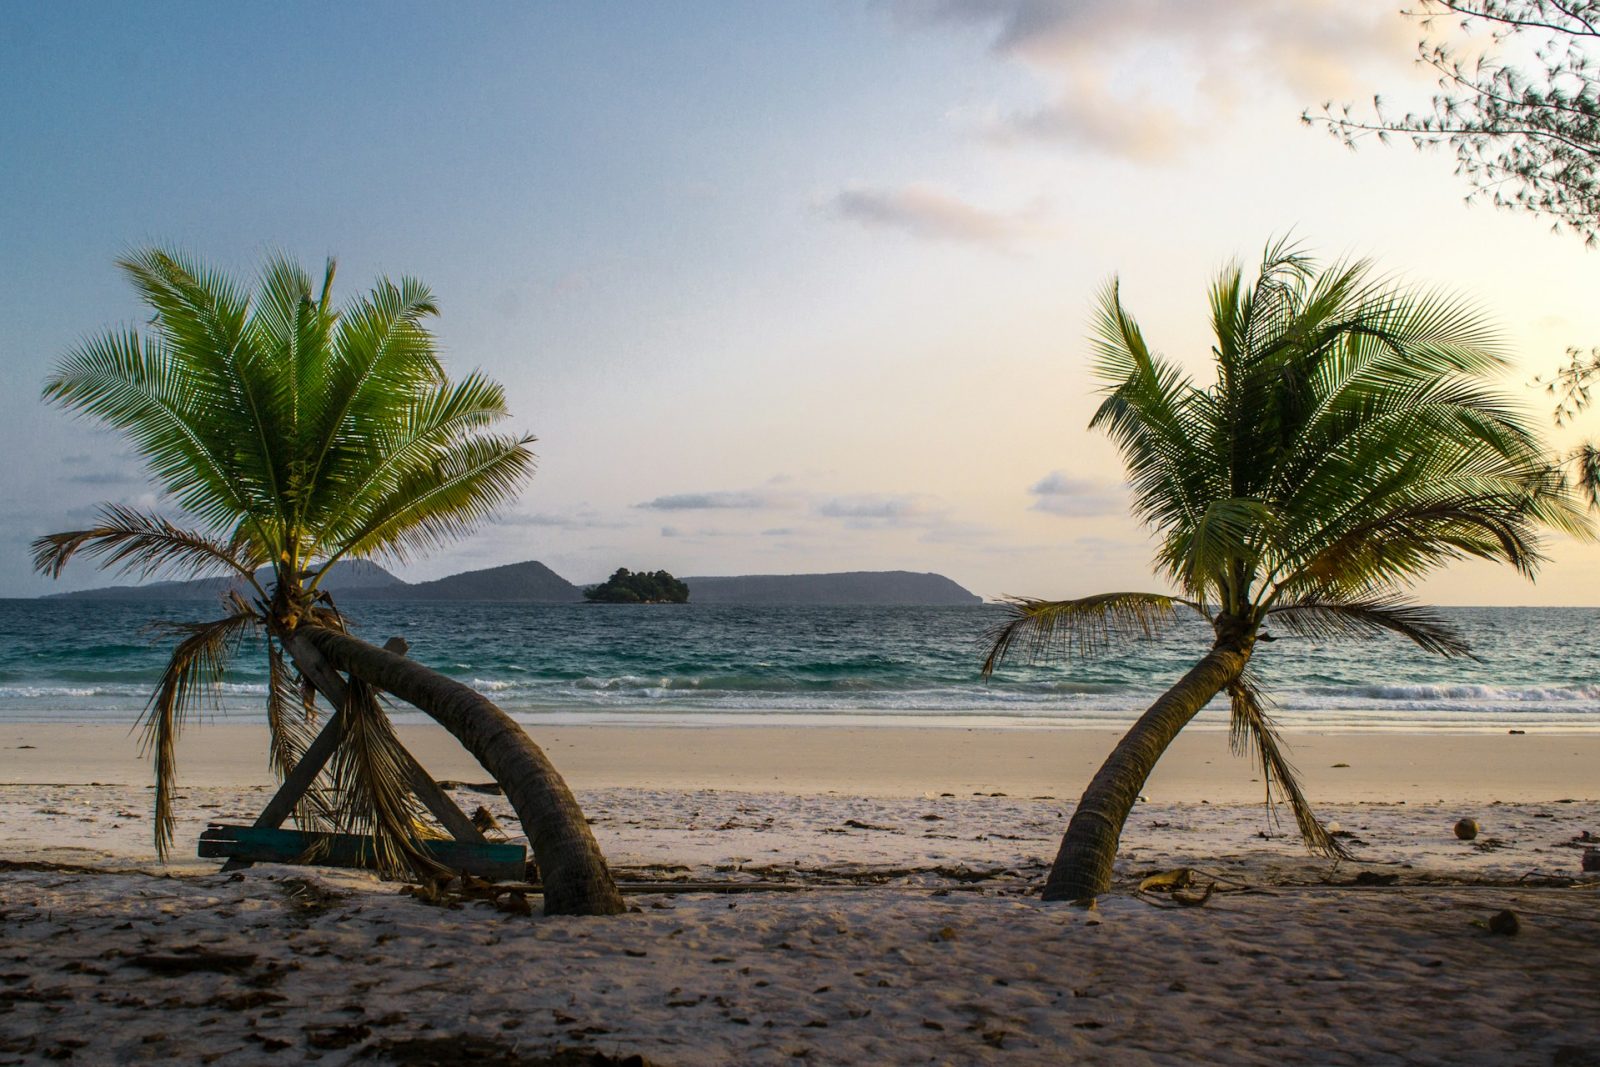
xmin=1487 ymin=909 xmax=1520 ymax=936
xmin=1138 ymin=868 xmax=1197 ymax=892
xmin=1326 ymin=821 xmax=1342 ymax=834
xmin=277 ymin=875 xmax=348 ymax=920
xmin=1508 ymin=729 xmax=1526 ymax=735
xmin=436 ymin=780 xmax=505 ymax=796
xmin=1454 ymin=818 xmax=1480 ymax=840
xmin=1135 ymin=867 xmax=1216 ymax=906
xmin=471 ymin=805 xmax=505 ymax=836
xmin=1582 ymin=849 xmax=1600 ymax=873
xmin=1331 ymin=762 xmax=1350 ymax=768
xmin=930 ymin=926 xmax=958 ymax=942
xmin=842 ymin=819 xmax=899 ymax=832
xmin=1347 ymin=871 xmax=1400 ymax=886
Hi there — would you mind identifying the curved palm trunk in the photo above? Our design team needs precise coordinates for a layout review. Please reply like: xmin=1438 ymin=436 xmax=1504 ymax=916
xmin=286 ymin=624 xmax=624 ymax=917
xmin=1043 ymin=638 xmax=1251 ymax=901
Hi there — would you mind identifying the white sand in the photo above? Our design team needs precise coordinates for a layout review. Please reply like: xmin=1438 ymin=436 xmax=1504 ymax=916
xmin=2 ymin=724 xmax=1598 ymax=1064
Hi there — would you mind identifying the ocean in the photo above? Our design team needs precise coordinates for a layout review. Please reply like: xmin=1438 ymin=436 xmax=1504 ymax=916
xmin=0 ymin=600 xmax=1595 ymax=731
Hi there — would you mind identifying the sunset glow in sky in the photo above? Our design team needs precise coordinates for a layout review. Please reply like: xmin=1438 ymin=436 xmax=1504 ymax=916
xmin=5 ymin=1 xmax=1599 ymax=603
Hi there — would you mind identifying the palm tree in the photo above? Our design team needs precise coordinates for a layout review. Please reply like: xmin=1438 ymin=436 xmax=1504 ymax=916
xmin=33 ymin=248 xmax=624 ymax=916
xmin=985 ymin=240 xmax=1587 ymax=902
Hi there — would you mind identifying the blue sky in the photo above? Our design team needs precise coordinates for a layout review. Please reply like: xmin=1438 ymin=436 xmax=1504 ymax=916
xmin=5 ymin=1 xmax=1600 ymax=603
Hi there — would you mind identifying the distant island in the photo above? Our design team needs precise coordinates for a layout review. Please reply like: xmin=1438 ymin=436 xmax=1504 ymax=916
xmin=46 ymin=561 xmax=983 ymax=606
xmin=584 ymin=568 xmax=689 ymax=604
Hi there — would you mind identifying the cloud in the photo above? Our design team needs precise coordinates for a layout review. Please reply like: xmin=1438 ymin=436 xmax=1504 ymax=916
xmin=826 ymin=184 xmax=1041 ymax=245
xmin=660 ymin=525 xmax=732 ymax=540
xmin=635 ymin=490 xmax=776 ymax=511
xmin=495 ymin=508 xmax=628 ymax=529
xmin=66 ymin=469 xmax=144 ymax=486
xmin=814 ymin=494 xmax=930 ymax=521
xmin=893 ymin=0 xmax=1413 ymax=160
xmin=1028 ymin=471 xmax=1125 ymax=517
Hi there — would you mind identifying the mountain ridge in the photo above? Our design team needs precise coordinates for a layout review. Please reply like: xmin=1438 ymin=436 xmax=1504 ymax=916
xmin=44 ymin=561 xmax=984 ymax=605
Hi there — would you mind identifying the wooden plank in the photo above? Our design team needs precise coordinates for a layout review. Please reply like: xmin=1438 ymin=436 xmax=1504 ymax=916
xmin=250 ymin=712 xmax=344 ymax=831
xmin=199 ymin=824 xmax=527 ymax=882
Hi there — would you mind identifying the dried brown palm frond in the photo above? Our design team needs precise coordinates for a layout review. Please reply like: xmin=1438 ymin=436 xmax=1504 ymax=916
xmin=324 ymin=675 xmax=450 ymax=881
xmin=31 ymin=504 xmax=264 ymax=586
xmin=265 ymin=638 xmax=334 ymax=832
xmin=139 ymin=605 xmax=257 ymax=858
xmin=1227 ymin=671 xmax=1346 ymax=859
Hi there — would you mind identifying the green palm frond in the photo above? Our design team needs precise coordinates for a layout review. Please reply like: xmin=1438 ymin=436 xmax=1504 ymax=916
xmin=31 ymin=504 xmax=264 ymax=587
xmin=1265 ymin=598 xmax=1473 ymax=658
xmin=1227 ymin=672 xmax=1346 ymax=859
xmin=982 ymin=593 xmax=1200 ymax=676
xmin=1088 ymin=281 xmax=1216 ymax=529
xmin=307 ymin=372 xmax=517 ymax=568
xmin=1167 ymin=497 xmax=1280 ymax=600
xmin=328 ymin=432 xmax=536 ymax=565
xmin=324 ymin=677 xmax=449 ymax=881
xmin=139 ymin=606 xmax=256 ymax=858
xmin=42 ymin=329 xmax=266 ymax=540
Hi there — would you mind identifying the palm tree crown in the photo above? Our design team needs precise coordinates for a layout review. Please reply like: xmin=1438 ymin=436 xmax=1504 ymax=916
xmin=986 ymin=240 xmax=1587 ymax=898
xmin=34 ymin=248 xmax=535 ymax=863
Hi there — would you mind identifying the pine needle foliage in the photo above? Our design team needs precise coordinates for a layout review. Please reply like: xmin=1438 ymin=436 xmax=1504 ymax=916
xmin=1310 ymin=2 xmax=1600 ymax=244
xmin=34 ymin=248 xmax=536 ymax=872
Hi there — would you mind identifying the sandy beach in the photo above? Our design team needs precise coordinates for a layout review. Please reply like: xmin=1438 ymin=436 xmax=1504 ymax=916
xmin=4 ymin=721 xmax=1598 ymax=801
xmin=2 ymin=723 xmax=1598 ymax=1065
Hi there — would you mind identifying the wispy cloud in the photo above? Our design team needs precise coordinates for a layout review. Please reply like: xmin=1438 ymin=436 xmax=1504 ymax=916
xmin=814 ymin=494 xmax=930 ymax=522
xmin=66 ymin=468 xmax=145 ymax=486
xmin=495 ymin=508 xmax=628 ymax=529
xmin=1028 ymin=471 xmax=1125 ymax=517
xmin=893 ymin=0 xmax=1412 ymax=161
xmin=636 ymin=490 xmax=777 ymax=511
xmin=826 ymin=184 xmax=1044 ymax=245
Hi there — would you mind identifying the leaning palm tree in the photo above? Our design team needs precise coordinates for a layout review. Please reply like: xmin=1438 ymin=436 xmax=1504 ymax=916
xmin=985 ymin=239 xmax=1587 ymax=901
xmin=34 ymin=248 xmax=623 ymax=916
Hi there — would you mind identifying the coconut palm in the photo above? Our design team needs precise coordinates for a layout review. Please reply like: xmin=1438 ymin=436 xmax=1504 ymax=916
xmin=985 ymin=240 xmax=1586 ymax=902
xmin=33 ymin=248 xmax=623 ymax=916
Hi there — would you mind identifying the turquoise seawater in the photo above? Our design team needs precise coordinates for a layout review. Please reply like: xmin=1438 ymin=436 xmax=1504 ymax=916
xmin=0 ymin=599 xmax=1596 ymax=730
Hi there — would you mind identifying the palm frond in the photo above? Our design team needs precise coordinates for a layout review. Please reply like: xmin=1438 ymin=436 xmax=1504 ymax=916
xmin=982 ymin=593 xmax=1198 ymax=677
xmin=1167 ymin=497 xmax=1279 ymax=600
xmin=324 ymin=676 xmax=449 ymax=881
xmin=1227 ymin=672 xmax=1347 ymax=859
xmin=1266 ymin=598 xmax=1473 ymax=658
xmin=265 ymin=639 xmax=334 ymax=831
xmin=42 ymin=328 xmax=265 ymax=537
xmin=139 ymin=607 xmax=256 ymax=858
xmin=305 ymin=372 xmax=515 ymax=564
xmin=328 ymin=433 xmax=536 ymax=564
xmin=31 ymin=504 xmax=264 ymax=586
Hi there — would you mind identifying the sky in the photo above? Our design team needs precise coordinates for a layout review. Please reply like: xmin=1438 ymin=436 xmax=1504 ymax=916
xmin=4 ymin=0 xmax=1600 ymax=604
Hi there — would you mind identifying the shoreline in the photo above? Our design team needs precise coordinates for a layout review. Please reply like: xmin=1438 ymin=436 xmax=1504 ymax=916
xmin=3 ymin=721 xmax=1596 ymax=803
